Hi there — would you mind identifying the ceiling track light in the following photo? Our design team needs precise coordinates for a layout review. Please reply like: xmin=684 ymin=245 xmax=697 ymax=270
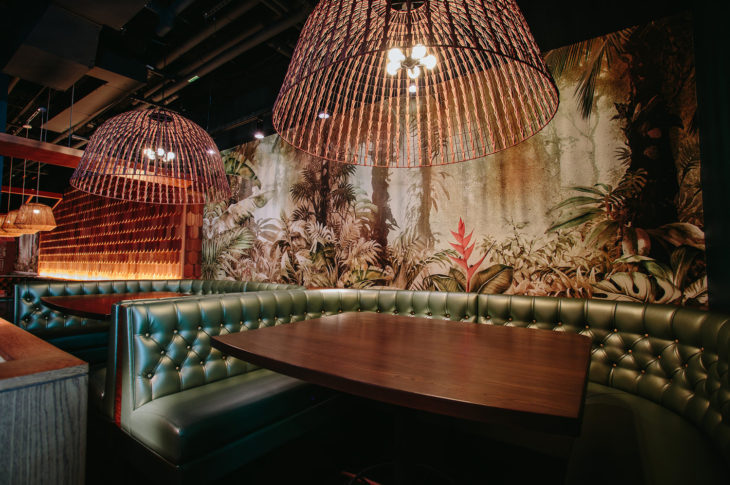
xmin=254 ymin=119 xmax=265 ymax=140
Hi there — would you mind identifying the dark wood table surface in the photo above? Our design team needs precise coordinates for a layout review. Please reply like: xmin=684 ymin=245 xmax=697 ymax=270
xmin=212 ymin=313 xmax=593 ymax=435
xmin=40 ymin=292 xmax=188 ymax=320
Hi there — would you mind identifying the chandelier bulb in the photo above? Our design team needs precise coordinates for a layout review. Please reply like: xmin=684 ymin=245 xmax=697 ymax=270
xmin=411 ymin=44 xmax=427 ymax=60
xmin=386 ymin=61 xmax=401 ymax=75
xmin=388 ymin=47 xmax=405 ymax=62
xmin=422 ymin=54 xmax=437 ymax=70
xmin=407 ymin=65 xmax=421 ymax=79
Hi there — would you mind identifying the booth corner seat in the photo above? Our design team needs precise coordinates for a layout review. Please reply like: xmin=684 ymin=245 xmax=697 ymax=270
xmin=474 ymin=293 xmax=730 ymax=484
xmin=13 ymin=279 xmax=304 ymax=363
xmin=109 ymin=289 xmax=729 ymax=484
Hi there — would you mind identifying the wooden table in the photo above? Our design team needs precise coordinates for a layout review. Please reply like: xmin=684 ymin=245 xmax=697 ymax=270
xmin=41 ymin=292 xmax=188 ymax=320
xmin=212 ymin=313 xmax=592 ymax=436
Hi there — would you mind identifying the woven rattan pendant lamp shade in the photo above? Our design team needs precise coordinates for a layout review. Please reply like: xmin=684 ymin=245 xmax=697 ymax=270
xmin=15 ymin=203 xmax=57 ymax=232
xmin=70 ymin=108 xmax=230 ymax=204
xmin=273 ymin=0 xmax=559 ymax=168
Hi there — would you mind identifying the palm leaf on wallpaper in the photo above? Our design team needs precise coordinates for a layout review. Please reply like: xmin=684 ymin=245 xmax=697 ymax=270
xmin=545 ymin=29 xmax=631 ymax=118
xmin=201 ymin=226 xmax=255 ymax=279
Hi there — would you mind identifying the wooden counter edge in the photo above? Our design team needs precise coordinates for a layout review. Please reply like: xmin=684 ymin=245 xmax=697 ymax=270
xmin=0 ymin=318 xmax=87 ymax=388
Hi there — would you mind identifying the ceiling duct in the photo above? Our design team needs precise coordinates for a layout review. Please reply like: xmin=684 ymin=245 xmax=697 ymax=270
xmin=2 ymin=5 xmax=101 ymax=91
xmin=53 ymin=0 xmax=149 ymax=31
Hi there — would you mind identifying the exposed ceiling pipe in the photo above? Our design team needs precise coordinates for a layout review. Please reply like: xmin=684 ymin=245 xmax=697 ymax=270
xmin=143 ymin=23 xmax=264 ymax=101
xmin=155 ymin=0 xmax=198 ymax=37
xmin=11 ymin=87 xmax=46 ymax=134
xmin=153 ymin=10 xmax=309 ymax=104
xmin=7 ymin=77 xmax=20 ymax=95
xmin=156 ymin=0 xmax=262 ymax=69
xmin=50 ymin=85 xmax=139 ymax=144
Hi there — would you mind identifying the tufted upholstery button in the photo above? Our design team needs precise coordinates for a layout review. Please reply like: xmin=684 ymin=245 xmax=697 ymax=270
xmin=186 ymin=345 xmax=191 ymax=350
xmin=197 ymin=325 xmax=202 ymax=330
xmin=585 ymin=325 xmax=589 ymax=329
xmin=394 ymin=310 xmax=399 ymax=315
xmin=338 ymin=309 xmax=342 ymax=313
xmin=600 ymin=343 xmax=604 ymax=348
xmin=532 ymin=319 xmax=537 ymax=324
xmin=147 ymin=373 xmax=153 ymax=378
xmin=684 ymin=363 xmax=689 ymax=368
xmin=376 ymin=309 xmax=381 ymax=313
xmin=173 ymin=329 xmax=178 ymax=334
xmin=641 ymin=370 xmax=646 ymax=374
xmin=427 ymin=312 xmax=432 ymax=316
xmin=220 ymin=323 xmax=224 ymax=327
xmin=675 ymin=339 xmax=679 ymax=343
xmin=700 ymin=347 xmax=704 ymax=352
xmin=486 ymin=315 xmax=491 ymax=319
xmin=657 ymin=355 xmax=662 ymax=359
xmin=612 ymin=363 xmax=617 ymax=367
xmin=222 ymin=355 xmax=227 ymax=360
xmin=357 ymin=308 xmax=361 ymax=312
xmin=321 ymin=310 xmax=325 ymax=314
xmin=145 ymin=332 xmax=150 ymax=337
xmin=175 ymin=366 xmax=180 ymax=371
xmin=644 ymin=333 xmax=649 ymax=337
xmin=445 ymin=313 xmax=450 ymax=318
xmin=557 ymin=322 xmax=563 ymax=326
xmin=410 ymin=311 xmax=415 ymax=315
xmin=628 ymin=349 xmax=632 ymax=353
xmin=160 ymin=350 xmax=165 ymax=355
xmin=613 ymin=328 xmax=618 ymax=333
xmin=200 ymin=361 xmax=205 ymax=365
xmin=508 ymin=317 xmax=513 ymax=321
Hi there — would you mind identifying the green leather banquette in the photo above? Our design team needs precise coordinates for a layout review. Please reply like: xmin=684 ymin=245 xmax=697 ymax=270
xmin=108 ymin=289 xmax=475 ymax=483
xmin=108 ymin=289 xmax=729 ymax=484
xmin=13 ymin=279 xmax=303 ymax=363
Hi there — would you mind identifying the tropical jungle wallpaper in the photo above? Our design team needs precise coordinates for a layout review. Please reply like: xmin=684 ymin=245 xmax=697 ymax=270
xmin=203 ymin=13 xmax=707 ymax=307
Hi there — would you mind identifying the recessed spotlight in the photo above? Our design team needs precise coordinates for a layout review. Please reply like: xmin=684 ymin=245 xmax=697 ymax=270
xmin=318 ymin=111 xmax=330 ymax=120
xmin=254 ymin=132 xmax=265 ymax=139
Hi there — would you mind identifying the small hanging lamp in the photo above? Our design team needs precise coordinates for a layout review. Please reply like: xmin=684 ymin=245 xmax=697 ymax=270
xmin=15 ymin=203 xmax=57 ymax=232
xmin=274 ymin=0 xmax=559 ymax=168
xmin=70 ymin=108 xmax=231 ymax=204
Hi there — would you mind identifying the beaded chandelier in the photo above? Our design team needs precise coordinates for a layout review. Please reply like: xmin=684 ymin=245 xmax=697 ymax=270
xmin=273 ymin=0 xmax=559 ymax=168
xmin=71 ymin=108 xmax=230 ymax=204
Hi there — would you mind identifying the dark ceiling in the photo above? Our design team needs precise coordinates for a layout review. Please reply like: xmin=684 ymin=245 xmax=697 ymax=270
xmin=0 ymin=0 xmax=688 ymax=210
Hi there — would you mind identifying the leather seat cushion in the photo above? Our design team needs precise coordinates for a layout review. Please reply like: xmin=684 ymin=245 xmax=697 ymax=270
xmin=127 ymin=369 xmax=332 ymax=464
xmin=567 ymin=382 xmax=728 ymax=485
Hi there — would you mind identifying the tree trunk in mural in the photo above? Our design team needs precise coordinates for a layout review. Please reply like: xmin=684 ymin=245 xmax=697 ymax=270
xmin=417 ymin=167 xmax=435 ymax=246
xmin=317 ymin=160 xmax=330 ymax=225
xmin=621 ymin=25 xmax=680 ymax=229
xmin=371 ymin=166 xmax=395 ymax=252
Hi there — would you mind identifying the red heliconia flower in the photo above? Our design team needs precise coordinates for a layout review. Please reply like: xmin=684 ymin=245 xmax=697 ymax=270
xmin=448 ymin=218 xmax=487 ymax=292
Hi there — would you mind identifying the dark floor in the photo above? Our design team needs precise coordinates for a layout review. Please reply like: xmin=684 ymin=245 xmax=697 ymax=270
xmin=86 ymin=400 xmax=568 ymax=485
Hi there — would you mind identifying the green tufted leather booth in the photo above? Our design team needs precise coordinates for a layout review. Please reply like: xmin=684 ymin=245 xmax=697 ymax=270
xmin=106 ymin=288 xmax=729 ymax=483
xmin=13 ymin=279 xmax=303 ymax=363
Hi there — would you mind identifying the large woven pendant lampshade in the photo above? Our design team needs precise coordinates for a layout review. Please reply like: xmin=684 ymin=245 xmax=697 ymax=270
xmin=70 ymin=108 xmax=231 ymax=204
xmin=273 ymin=0 xmax=559 ymax=168
xmin=2 ymin=210 xmax=37 ymax=235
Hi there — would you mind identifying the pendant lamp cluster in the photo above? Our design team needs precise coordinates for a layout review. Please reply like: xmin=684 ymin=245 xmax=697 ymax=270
xmin=273 ymin=0 xmax=559 ymax=168
xmin=0 ymin=155 xmax=57 ymax=237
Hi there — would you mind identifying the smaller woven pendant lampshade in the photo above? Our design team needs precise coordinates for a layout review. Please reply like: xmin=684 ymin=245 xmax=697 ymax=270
xmin=0 ymin=214 xmax=27 ymax=237
xmin=14 ymin=203 xmax=57 ymax=232
xmin=3 ymin=210 xmax=37 ymax=235
xmin=70 ymin=108 xmax=231 ymax=204
xmin=274 ymin=0 xmax=559 ymax=168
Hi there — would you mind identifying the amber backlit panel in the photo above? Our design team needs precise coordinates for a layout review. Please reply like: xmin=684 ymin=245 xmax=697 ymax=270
xmin=38 ymin=190 xmax=189 ymax=280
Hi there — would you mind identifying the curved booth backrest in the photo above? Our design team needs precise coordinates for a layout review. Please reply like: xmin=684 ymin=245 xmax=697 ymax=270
xmin=13 ymin=279 xmax=304 ymax=335
xmin=475 ymin=293 xmax=730 ymax=462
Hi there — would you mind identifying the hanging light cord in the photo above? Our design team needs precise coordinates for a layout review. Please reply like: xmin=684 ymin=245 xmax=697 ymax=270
xmin=6 ymin=157 xmax=13 ymax=215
